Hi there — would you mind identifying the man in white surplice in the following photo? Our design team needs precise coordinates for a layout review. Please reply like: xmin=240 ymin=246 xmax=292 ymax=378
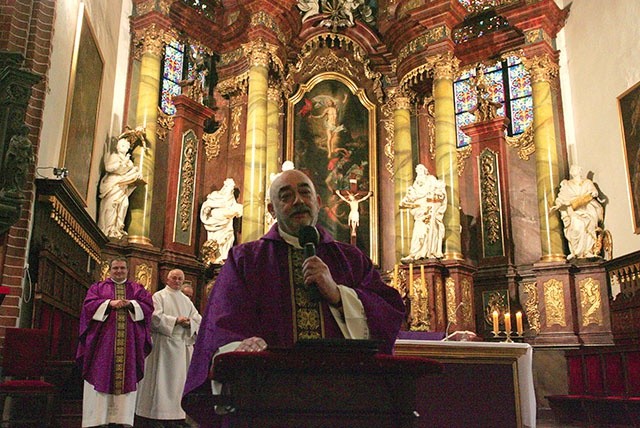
xmin=136 ymin=269 xmax=202 ymax=425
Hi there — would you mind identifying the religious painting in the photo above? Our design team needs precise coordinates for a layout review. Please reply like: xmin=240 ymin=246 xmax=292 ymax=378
xmin=287 ymin=73 xmax=378 ymax=264
xmin=619 ymin=80 xmax=640 ymax=233
xmin=59 ymin=4 xmax=104 ymax=203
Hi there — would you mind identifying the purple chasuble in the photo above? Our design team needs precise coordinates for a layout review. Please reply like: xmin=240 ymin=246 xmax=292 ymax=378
xmin=76 ymin=278 xmax=153 ymax=394
xmin=183 ymin=224 xmax=405 ymax=397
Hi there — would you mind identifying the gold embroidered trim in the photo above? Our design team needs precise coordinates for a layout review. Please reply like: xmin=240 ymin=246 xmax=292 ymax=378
xmin=113 ymin=283 xmax=127 ymax=394
xmin=290 ymin=248 xmax=324 ymax=340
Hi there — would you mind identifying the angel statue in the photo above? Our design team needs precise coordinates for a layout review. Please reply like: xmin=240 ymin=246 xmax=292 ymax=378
xmin=297 ymin=0 xmax=320 ymax=22
xmin=301 ymin=92 xmax=348 ymax=157
xmin=97 ymin=127 xmax=147 ymax=239
xmin=200 ymin=178 xmax=243 ymax=265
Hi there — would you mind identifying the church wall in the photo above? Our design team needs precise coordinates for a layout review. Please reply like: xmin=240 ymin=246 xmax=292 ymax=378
xmin=556 ymin=0 xmax=640 ymax=257
xmin=39 ymin=0 xmax=131 ymax=219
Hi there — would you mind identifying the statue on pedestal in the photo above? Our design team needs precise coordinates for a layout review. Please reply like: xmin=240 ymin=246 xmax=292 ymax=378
xmin=97 ymin=131 xmax=145 ymax=239
xmin=400 ymin=164 xmax=447 ymax=263
xmin=200 ymin=178 xmax=243 ymax=265
xmin=553 ymin=164 xmax=605 ymax=260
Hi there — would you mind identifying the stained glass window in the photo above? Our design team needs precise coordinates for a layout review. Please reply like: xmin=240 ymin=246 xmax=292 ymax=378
xmin=160 ymin=41 xmax=204 ymax=115
xmin=453 ymin=56 xmax=532 ymax=147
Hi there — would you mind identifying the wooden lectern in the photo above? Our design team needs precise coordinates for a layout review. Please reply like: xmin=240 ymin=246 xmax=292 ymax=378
xmin=187 ymin=341 xmax=443 ymax=428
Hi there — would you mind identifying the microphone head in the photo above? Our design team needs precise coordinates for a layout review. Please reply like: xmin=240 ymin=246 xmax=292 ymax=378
xmin=298 ymin=225 xmax=319 ymax=247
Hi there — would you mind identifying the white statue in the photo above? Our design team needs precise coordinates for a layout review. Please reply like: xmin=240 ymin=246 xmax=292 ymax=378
xmin=200 ymin=178 xmax=243 ymax=264
xmin=553 ymin=164 xmax=604 ymax=260
xmin=400 ymin=164 xmax=447 ymax=263
xmin=297 ymin=0 xmax=320 ymax=22
xmin=98 ymin=137 xmax=143 ymax=239
xmin=265 ymin=161 xmax=295 ymax=230
xmin=336 ymin=190 xmax=372 ymax=237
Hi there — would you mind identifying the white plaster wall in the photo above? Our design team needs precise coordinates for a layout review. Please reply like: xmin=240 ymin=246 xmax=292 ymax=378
xmin=556 ymin=0 xmax=640 ymax=257
xmin=39 ymin=0 xmax=131 ymax=218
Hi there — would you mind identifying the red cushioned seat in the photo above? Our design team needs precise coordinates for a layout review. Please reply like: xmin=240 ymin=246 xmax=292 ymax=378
xmin=0 ymin=328 xmax=56 ymax=427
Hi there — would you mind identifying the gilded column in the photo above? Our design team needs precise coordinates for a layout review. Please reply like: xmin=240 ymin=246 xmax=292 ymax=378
xmin=523 ymin=54 xmax=564 ymax=262
xmin=394 ymin=94 xmax=413 ymax=262
xmin=128 ymin=24 xmax=167 ymax=245
xmin=433 ymin=55 xmax=462 ymax=259
xmin=241 ymin=41 xmax=270 ymax=242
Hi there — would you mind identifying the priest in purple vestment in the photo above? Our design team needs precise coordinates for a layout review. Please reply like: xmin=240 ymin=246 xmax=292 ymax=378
xmin=76 ymin=257 xmax=153 ymax=427
xmin=183 ymin=170 xmax=405 ymax=415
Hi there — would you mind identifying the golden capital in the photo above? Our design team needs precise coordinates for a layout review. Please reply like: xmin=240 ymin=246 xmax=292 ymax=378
xmin=133 ymin=24 xmax=174 ymax=59
xmin=522 ymin=54 xmax=559 ymax=83
xmin=432 ymin=53 xmax=460 ymax=81
xmin=243 ymin=39 xmax=278 ymax=69
xmin=395 ymin=96 xmax=412 ymax=111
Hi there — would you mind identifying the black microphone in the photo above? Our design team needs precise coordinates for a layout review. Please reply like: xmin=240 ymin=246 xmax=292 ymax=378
xmin=298 ymin=226 xmax=321 ymax=301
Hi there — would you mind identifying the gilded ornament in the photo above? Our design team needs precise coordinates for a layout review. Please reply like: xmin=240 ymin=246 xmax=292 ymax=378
xmin=230 ymin=104 xmax=242 ymax=149
xmin=156 ymin=106 xmax=175 ymax=143
xmin=461 ymin=279 xmax=473 ymax=325
xmin=203 ymin=116 xmax=227 ymax=160
xmin=251 ymin=12 xmax=286 ymax=44
xmin=132 ymin=24 xmax=176 ymax=60
xmin=543 ymin=278 xmax=567 ymax=327
xmin=397 ymin=0 xmax=423 ymax=18
xmin=135 ymin=263 xmax=153 ymax=291
xmin=483 ymin=290 xmax=508 ymax=327
xmin=217 ymin=72 xmax=249 ymax=97
xmin=480 ymin=149 xmax=502 ymax=244
xmin=436 ymin=277 xmax=445 ymax=326
xmin=409 ymin=278 xmax=430 ymax=331
xmin=49 ymin=196 xmax=101 ymax=262
xmin=505 ymin=124 xmax=535 ymax=160
xmin=445 ymin=277 xmax=457 ymax=323
xmin=400 ymin=52 xmax=460 ymax=91
xmin=456 ymin=145 xmax=472 ymax=176
xmin=522 ymin=54 xmax=559 ymax=84
xmin=397 ymin=26 xmax=449 ymax=63
xmin=380 ymin=100 xmax=395 ymax=180
xmin=219 ymin=48 xmax=244 ymax=67
xmin=100 ymin=261 xmax=110 ymax=281
xmin=179 ymin=131 xmax=197 ymax=232
xmin=579 ymin=277 xmax=603 ymax=327
xmin=523 ymin=281 xmax=540 ymax=334
xmin=525 ymin=29 xmax=552 ymax=46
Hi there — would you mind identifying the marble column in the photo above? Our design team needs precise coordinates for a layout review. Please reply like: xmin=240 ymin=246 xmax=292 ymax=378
xmin=523 ymin=54 xmax=565 ymax=262
xmin=264 ymin=86 xmax=281 ymax=233
xmin=241 ymin=42 xmax=270 ymax=242
xmin=128 ymin=26 xmax=165 ymax=245
xmin=433 ymin=56 xmax=463 ymax=260
xmin=393 ymin=95 xmax=413 ymax=263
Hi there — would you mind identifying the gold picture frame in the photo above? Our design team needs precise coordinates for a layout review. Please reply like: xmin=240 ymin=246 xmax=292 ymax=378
xmin=59 ymin=3 xmax=104 ymax=204
xmin=286 ymin=72 xmax=378 ymax=265
xmin=618 ymin=80 xmax=640 ymax=234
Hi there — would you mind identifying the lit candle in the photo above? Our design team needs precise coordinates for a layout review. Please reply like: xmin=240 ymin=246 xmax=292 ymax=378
xmin=393 ymin=264 xmax=399 ymax=288
xmin=420 ymin=265 xmax=425 ymax=292
xmin=409 ymin=263 xmax=414 ymax=295
xmin=492 ymin=310 xmax=499 ymax=333
xmin=504 ymin=312 xmax=511 ymax=333
xmin=516 ymin=311 xmax=523 ymax=335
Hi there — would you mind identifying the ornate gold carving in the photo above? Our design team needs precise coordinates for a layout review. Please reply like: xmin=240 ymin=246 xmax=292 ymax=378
xmin=290 ymin=34 xmax=384 ymax=102
xmin=132 ymin=24 xmax=176 ymax=59
xmin=395 ymin=96 xmax=412 ymax=111
xmin=525 ymin=29 xmax=552 ymax=46
xmin=217 ymin=72 xmax=249 ymax=97
xmin=461 ymin=279 xmax=473 ymax=325
xmin=505 ymin=124 xmax=535 ymax=160
xmin=436 ymin=277 xmax=444 ymax=326
xmin=251 ymin=11 xmax=286 ymax=44
xmin=409 ymin=278 xmax=430 ymax=331
xmin=201 ymin=239 xmax=221 ymax=266
xmin=484 ymin=290 xmax=508 ymax=327
xmin=579 ymin=277 xmax=603 ymax=327
xmin=522 ymin=54 xmax=559 ymax=84
xmin=242 ymin=39 xmax=283 ymax=72
xmin=48 ymin=196 xmax=101 ymax=262
xmin=456 ymin=145 xmax=472 ymax=176
xmin=219 ymin=47 xmax=244 ymax=67
xmin=400 ymin=52 xmax=460 ymax=91
xmin=135 ymin=263 xmax=153 ymax=291
xmin=459 ymin=0 xmax=521 ymax=13
xmin=523 ymin=281 xmax=541 ymax=334
xmin=423 ymin=97 xmax=436 ymax=160
xmin=480 ymin=149 xmax=501 ymax=244
xmin=380 ymin=99 xmax=395 ymax=180
xmin=134 ymin=0 xmax=155 ymax=15
xmin=156 ymin=106 xmax=175 ymax=143
xmin=203 ymin=116 xmax=227 ymax=160
xmin=397 ymin=0 xmax=423 ymax=18
xmin=100 ymin=261 xmax=110 ymax=281
xmin=397 ymin=26 xmax=450 ymax=63
xmin=179 ymin=131 xmax=197 ymax=231
xmin=230 ymin=104 xmax=242 ymax=149
xmin=305 ymin=51 xmax=358 ymax=79
xmin=543 ymin=278 xmax=566 ymax=327
xmin=445 ymin=277 xmax=457 ymax=323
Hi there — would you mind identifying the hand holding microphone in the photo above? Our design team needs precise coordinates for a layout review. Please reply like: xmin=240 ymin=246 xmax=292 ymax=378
xmin=298 ymin=226 xmax=341 ymax=305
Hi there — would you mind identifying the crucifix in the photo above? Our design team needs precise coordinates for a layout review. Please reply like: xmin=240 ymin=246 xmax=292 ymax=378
xmin=336 ymin=178 xmax=372 ymax=245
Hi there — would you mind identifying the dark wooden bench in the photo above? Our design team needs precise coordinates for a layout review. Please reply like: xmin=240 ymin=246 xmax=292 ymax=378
xmin=547 ymin=345 xmax=640 ymax=426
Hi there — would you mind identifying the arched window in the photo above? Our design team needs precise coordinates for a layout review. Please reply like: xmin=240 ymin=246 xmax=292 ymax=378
xmin=159 ymin=41 xmax=202 ymax=115
xmin=454 ymin=56 xmax=533 ymax=147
